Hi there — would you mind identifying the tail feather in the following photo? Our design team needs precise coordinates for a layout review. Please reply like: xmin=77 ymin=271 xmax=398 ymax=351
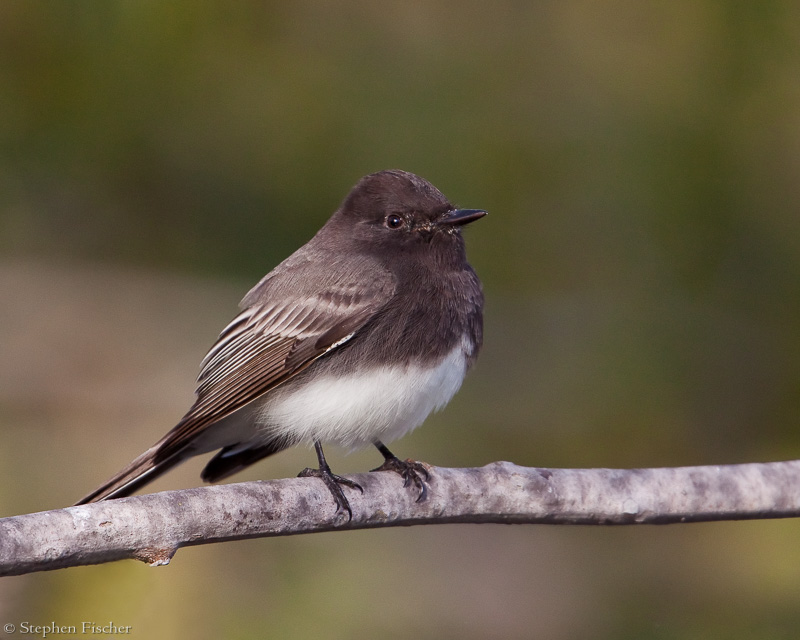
xmin=200 ymin=438 xmax=289 ymax=483
xmin=75 ymin=446 xmax=188 ymax=505
xmin=76 ymin=437 xmax=290 ymax=505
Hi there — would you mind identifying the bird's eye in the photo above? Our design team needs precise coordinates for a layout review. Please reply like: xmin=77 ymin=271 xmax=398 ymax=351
xmin=385 ymin=214 xmax=404 ymax=229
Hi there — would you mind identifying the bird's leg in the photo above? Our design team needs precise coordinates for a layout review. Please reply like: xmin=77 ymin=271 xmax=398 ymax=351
xmin=371 ymin=440 xmax=430 ymax=502
xmin=299 ymin=440 xmax=363 ymax=520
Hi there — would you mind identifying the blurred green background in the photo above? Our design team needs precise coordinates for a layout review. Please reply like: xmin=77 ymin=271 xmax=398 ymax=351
xmin=2 ymin=1 xmax=800 ymax=638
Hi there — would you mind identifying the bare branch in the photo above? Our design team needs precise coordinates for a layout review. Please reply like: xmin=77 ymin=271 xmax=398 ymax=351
xmin=3 ymin=460 xmax=800 ymax=576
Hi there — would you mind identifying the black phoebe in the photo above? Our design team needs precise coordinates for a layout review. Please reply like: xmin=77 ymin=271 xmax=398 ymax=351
xmin=77 ymin=170 xmax=486 ymax=518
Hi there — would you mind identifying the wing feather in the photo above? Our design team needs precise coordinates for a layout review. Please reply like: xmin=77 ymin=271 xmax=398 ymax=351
xmin=155 ymin=277 xmax=393 ymax=460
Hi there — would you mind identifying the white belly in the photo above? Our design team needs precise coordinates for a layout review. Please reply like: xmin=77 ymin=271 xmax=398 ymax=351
xmin=257 ymin=342 xmax=470 ymax=448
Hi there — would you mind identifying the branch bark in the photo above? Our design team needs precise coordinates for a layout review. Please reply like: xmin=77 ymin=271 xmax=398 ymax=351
xmin=3 ymin=459 xmax=800 ymax=576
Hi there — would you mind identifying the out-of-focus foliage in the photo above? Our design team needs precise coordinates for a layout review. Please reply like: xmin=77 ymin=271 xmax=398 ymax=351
xmin=2 ymin=2 xmax=800 ymax=638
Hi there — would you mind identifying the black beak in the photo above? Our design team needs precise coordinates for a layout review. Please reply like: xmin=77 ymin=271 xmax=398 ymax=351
xmin=437 ymin=209 xmax=488 ymax=227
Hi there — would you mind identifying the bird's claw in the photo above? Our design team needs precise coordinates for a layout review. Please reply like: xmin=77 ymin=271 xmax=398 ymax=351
xmin=299 ymin=466 xmax=363 ymax=521
xmin=371 ymin=456 xmax=430 ymax=502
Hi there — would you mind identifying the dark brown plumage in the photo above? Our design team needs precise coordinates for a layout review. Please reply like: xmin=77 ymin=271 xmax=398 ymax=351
xmin=77 ymin=170 xmax=486 ymax=515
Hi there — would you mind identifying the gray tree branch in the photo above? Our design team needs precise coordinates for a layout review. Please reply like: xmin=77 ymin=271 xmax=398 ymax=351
xmin=2 ymin=459 xmax=800 ymax=576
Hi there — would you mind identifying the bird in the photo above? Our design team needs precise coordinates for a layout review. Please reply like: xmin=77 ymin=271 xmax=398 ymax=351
xmin=76 ymin=169 xmax=486 ymax=519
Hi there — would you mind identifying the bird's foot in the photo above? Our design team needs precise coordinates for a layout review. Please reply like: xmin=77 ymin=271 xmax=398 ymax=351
xmin=371 ymin=456 xmax=430 ymax=503
xmin=298 ymin=465 xmax=363 ymax=521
